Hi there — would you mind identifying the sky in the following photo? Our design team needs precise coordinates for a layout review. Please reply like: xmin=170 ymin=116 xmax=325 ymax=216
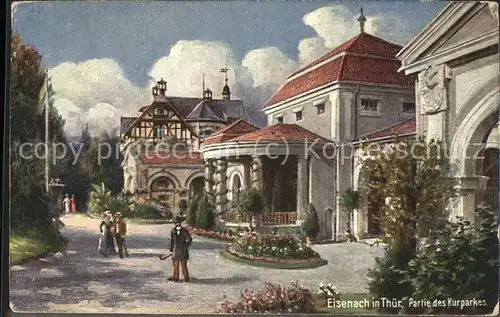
xmin=12 ymin=0 xmax=447 ymax=135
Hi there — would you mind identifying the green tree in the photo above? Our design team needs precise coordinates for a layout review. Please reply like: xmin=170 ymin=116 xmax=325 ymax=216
xmin=9 ymin=33 xmax=66 ymax=238
xmin=339 ymin=188 xmax=360 ymax=242
xmin=361 ymin=137 xmax=457 ymax=251
xmin=195 ymin=195 xmax=215 ymax=230
xmin=302 ymin=203 xmax=320 ymax=240
xmin=362 ymin=137 xmax=457 ymax=311
xmin=187 ymin=194 xmax=201 ymax=226
xmin=238 ymin=187 xmax=264 ymax=232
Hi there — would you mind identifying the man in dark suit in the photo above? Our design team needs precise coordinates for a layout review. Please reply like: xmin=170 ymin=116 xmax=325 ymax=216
xmin=168 ymin=216 xmax=192 ymax=282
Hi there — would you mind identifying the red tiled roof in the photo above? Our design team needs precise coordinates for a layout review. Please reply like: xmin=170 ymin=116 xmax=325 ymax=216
xmin=228 ymin=124 xmax=330 ymax=143
xmin=265 ymin=33 xmax=414 ymax=108
xmin=139 ymin=152 xmax=204 ymax=165
xmin=202 ymin=119 xmax=260 ymax=146
xmin=288 ymin=33 xmax=402 ymax=78
xmin=361 ymin=118 xmax=416 ymax=140
xmin=214 ymin=119 xmax=260 ymax=135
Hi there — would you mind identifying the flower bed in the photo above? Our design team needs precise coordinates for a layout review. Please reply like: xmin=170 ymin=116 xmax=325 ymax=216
xmin=232 ymin=232 xmax=318 ymax=259
xmin=221 ymin=232 xmax=327 ymax=269
xmin=219 ymin=281 xmax=316 ymax=313
xmin=186 ymin=226 xmax=236 ymax=242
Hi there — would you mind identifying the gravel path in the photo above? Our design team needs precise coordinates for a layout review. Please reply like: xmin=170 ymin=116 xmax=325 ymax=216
xmin=9 ymin=214 xmax=383 ymax=313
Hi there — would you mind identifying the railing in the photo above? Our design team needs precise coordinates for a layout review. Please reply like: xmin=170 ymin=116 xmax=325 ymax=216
xmin=222 ymin=213 xmax=252 ymax=223
xmin=221 ymin=212 xmax=297 ymax=225
xmin=262 ymin=212 xmax=297 ymax=225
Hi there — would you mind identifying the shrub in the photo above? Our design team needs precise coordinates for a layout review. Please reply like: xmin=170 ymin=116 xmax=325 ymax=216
xmin=238 ymin=187 xmax=264 ymax=231
xmin=187 ymin=194 xmax=201 ymax=226
xmin=302 ymin=203 xmax=320 ymax=240
xmin=195 ymin=195 xmax=215 ymax=230
xmin=367 ymin=243 xmax=414 ymax=313
xmin=219 ymin=281 xmax=316 ymax=313
xmin=132 ymin=204 xmax=159 ymax=219
xmin=230 ymin=232 xmax=317 ymax=259
xmin=106 ymin=197 xmax=131 ymax=217
xmin=88 ymin=183 xmax=130 ymax=217
xmin=401 ymin=206 xmax=499 ymax=314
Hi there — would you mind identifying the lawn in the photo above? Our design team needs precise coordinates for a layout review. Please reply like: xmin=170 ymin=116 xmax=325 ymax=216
xmin=10 ymin=233 xmax=58 ymax=265
xmin=314 ymin=293 xmax=373 ymax=314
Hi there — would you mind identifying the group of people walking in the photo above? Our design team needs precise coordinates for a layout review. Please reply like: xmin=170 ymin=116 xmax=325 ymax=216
xmin=63 ymin=194 xmax=76 ymax=213
xmin=98 ymin=211 xmax=129 ymax=258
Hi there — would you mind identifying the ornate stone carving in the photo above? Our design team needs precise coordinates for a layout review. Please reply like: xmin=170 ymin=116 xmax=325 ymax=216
xmin=419 ymin=64 xmax=449 ymax=115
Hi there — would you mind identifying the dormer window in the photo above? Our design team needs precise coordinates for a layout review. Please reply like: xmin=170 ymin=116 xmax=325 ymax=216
xmin=402 ymin=102 xmax=416 ymax=114
xmin=276 ymin=116 xmax=284 ymax=124
xmin=316 ymin=103 xmax=325 ymax=114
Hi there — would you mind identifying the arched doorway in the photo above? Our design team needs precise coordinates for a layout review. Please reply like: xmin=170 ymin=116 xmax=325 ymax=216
xmin=150 ymin=176 xmax=175 ymax=210
xmin=231 ymin=173 xmax=242 ymax=208
xmin=481 ymin=122 xmax=499 ymax=210
xmin=189 ymin=176 xmax=204 ymax=198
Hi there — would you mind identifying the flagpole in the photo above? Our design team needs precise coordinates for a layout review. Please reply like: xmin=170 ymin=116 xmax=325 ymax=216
xmin=45 ymin=71 xmax=50 ymax=193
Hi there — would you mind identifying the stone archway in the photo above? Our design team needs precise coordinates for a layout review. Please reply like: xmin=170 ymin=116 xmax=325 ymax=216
xmin=188 ymin=176 xmax=204 ymax=198
xmin=449 ymin=90 xmax=499 ymax=219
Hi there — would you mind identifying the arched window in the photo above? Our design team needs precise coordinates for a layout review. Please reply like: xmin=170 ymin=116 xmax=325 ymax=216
xmin=231 ymin=174 xmax=242 ymax=206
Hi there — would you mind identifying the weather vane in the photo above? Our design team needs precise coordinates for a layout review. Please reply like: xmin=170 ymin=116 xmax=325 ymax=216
xmin=220 ymin=66 xmax=229 ymax=83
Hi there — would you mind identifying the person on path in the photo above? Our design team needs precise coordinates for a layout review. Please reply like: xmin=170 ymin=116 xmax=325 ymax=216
xmin=114 ymin=212 xmax=129 ymax=258
xmin=168 ymin=216 xmax=192 ymax=283
xmin=98 ymin=211 xmax=114 ymax=257
xmin=70 ymin=195 xmax=76 ymax=213
xmin=108 ymin=213 xmax=118 ymax=255
xmin=63 ymin=194 xmax=71 ymax=214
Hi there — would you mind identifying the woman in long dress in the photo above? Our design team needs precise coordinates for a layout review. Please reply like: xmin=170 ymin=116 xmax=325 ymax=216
xmin=70 ymin=195 xmax=76 ymax=213
xmin=98 ymin=211 xmax=114 ymax=257
xmin=63 ymin=194 xmax=71 ymax=214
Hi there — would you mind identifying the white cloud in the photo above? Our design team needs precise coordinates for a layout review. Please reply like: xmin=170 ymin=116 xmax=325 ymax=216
xmin=49 ymin=4 xmax=414 ymax=135
xmin=298 ymin=37 xmax=328 ymax=66
xmin=49 ymin=59 xmax=150 ymax=135
xmin=86 ymin=103 xmax=119 ymax=133
xmin=242 ymin=47 xmax=298 ymax=88
xmin=52 ymin=98 xmax=85 ymax=136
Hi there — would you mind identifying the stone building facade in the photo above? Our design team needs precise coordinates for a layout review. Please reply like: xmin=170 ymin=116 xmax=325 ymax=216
xmin=396 ymin=1 xmax=499 ymax=220
xmin=260 ymin=11 xmax=416 ymax=240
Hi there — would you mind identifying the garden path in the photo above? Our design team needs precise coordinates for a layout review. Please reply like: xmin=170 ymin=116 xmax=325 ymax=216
xmin=9 ymin=213 xmax=383 ymax=313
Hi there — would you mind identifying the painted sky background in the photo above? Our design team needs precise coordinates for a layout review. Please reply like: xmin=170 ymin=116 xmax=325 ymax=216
xmin=12 ymin=0 xmax=447 ymax=135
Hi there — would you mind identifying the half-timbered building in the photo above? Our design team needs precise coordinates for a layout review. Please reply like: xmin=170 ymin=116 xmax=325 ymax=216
xmin=120 ymin=75 xmax=248 ymax=213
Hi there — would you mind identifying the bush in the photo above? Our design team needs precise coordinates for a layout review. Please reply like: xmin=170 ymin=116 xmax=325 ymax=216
xmin=230 ymin=232 xmax=317 ymax=259
xmin=302 ymin=203 xmax=320 ymax=239
xmin=219 ymin=281 xmax=316 ymax=313
xmin=401 ymin=206 xmax=498 ymax=314
xmin=187 ymin=194 xmax=201 ymax=226
xmin=132 ymin=204 xmax=160 ymax=219
xmin=195 ymin=195 xmax=215 ymax=230
xmin=367 ymin=243 xmax=414 ymax=313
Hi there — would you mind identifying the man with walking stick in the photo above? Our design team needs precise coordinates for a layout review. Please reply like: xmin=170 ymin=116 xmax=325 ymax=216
xmin=166 ymin=216 xmax=192 ymax=283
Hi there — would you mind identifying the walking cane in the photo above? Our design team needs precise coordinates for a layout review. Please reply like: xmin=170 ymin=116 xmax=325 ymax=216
xmin=159 ymin=253 xmax=172 ymax=260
